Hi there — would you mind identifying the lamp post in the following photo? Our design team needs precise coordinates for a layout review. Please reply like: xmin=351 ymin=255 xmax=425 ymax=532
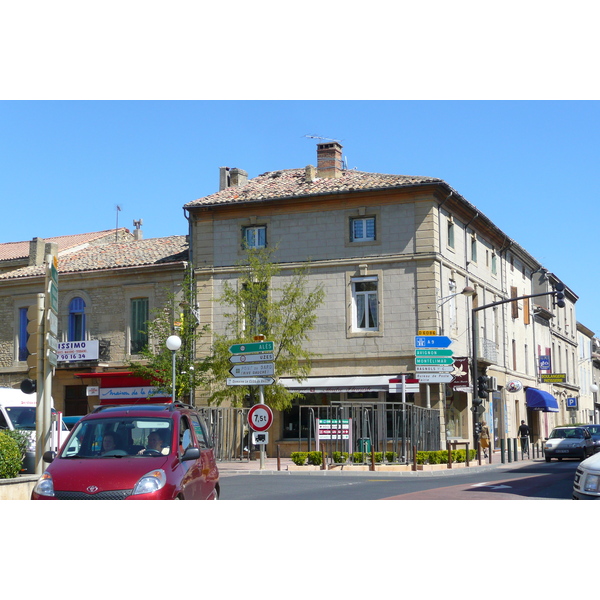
xmin=166 ymin=335 xmax=182 ymax=403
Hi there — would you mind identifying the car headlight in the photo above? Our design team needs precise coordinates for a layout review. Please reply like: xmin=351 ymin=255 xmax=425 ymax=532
xmin=132 ymin=469 xmax=167 ymax=495
xmin=33 ymin=472 xmax=55 ymax=497
xmin=584 ymin=474 xmax=600 ymax=493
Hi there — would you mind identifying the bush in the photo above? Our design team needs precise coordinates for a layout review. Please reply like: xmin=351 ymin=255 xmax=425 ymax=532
xmin=352 ymin=452 xmax=364 ymax=463
xmin=0 ymin=431 xmax=23 ymax=479
xmin=307 ymin=451 xmax=323 ymax=466
xmin=3 ymin=430 xmax=29 ymax=467
xmin=416 ymin=449 xmax=477 ymax=465
xmin=332 ymin=451 xmax=349 ymax=463
xmin=386 ymin=451 xmax=398 ymax=463
xmin=290 ymin=452 xmax=308 ymax=466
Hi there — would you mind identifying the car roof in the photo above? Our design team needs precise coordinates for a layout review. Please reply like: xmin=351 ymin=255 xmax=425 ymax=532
xmin=83 ymin=402 xmax=198 ymax=420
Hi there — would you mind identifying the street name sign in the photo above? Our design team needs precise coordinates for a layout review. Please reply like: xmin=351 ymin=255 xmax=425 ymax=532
xmin=415 ymin=365 xmax=455 ymax=373
xmin=415 ymin=373 xmax=454 ymax=384
xmin=414 ymin=335 xmax=452 ymax=348
xmin=415 ymin=357 xmax=454 ymax=365
xmin=229 ymin=363 xmax=275 ymax=378
xmin=229 ymin=341 xmax=274 ymax=354
xmin=226 ymin=377 xmax=275 ymax=386
xmin=415 ymin=349 xmax=454 ymax=357
xmin=229 ymin=352 xmax=274 ymax=364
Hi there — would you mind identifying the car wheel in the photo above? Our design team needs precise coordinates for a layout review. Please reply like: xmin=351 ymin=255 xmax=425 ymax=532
xmin=545 ymin=456 xmax=551 ymax=462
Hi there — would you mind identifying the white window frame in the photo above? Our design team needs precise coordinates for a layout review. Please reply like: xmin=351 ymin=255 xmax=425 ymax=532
xmin=350 ymin=217 xmax=376 ymax=243
xmin=243 ymin=225 xmax=266 ymax=249
xmin=351 ymin=276 xmax=379 ymax=331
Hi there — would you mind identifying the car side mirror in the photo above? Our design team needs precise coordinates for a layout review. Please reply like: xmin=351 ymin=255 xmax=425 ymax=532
xmin=182 ymin=447 xmax=200 ymax=462
xmin=43 ymin=450 xmax=56 ymax=463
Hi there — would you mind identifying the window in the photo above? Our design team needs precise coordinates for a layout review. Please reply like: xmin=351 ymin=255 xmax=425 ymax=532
xmin=68 ymin=297 xmax=86 ymax=341
xmin=523 ymin=297 xmax=530 ymax=325
xmin=190 ymin=414 xmax=210 ymax=448
xmin=350 ymin=217 xmax=375 ymax=242
xmin=470 ymin=235 xmax=477 ymax=262
xmin=243 ymin=225 xmax=266 ymax=249
xmin=510 ymin=287 xmax=519 ymax=319
xmin=130 ymin=298 xmax=149 ymax=354
xmin=447 ymin=218 xmax=455 ymax=249
xmin=352 ymin=277 xmax=378 ymax=330
xmin=491 ymin=251 xmax=497 ymax=275
xmin=18 ymin=307 xmax=28 ymax=361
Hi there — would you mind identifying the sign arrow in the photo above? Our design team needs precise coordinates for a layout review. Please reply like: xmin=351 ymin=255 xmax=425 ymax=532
xmin=414 ymin=335 xmax=453 ymax=349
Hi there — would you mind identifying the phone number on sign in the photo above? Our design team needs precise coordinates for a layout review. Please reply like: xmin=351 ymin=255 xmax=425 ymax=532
xmin=58 ymin=353 xmax=89 ymax=361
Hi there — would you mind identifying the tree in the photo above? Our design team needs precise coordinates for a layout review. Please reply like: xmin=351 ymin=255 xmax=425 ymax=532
xmin=207 ymin=247 xmax=325 ymax=410
xmin=128 ymin=266 xmax=210 ymax=403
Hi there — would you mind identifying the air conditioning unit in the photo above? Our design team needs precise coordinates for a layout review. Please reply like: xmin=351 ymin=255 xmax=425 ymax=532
xmin=488 ymin=376 xmax=498 ymax=392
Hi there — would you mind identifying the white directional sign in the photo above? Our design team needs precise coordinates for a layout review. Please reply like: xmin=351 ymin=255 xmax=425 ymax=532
xmin=415 ymin=365 xmax=454 ymax=373
xmin=229 ymin=353 xmax=274 ymax=364
xmin=415 ymin=373 xmax=454 ymax=384
xmin=226 ymin=377 xmax=275 ymax=386
xmin=229 ymin=362 xmax=275 ymax=378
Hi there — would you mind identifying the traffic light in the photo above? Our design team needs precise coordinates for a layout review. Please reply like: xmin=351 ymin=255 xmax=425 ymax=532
xmin=554 ymin=282 xmax=565 ymax=309
xmin=475 ymin=422 xmax=482 ymax=435
xmin=477 ymin=375 xmax=489 ymax=399
xmin=20 ymin=302 xmax=43 ymax=394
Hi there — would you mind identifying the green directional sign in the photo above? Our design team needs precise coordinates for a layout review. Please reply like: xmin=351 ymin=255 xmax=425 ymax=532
xmin=415 ymin=357 xmax=454 ymax=365
xmin=415 ymin=349 xmax=454 ymax=357
xmin=229 ymin=341 xmax=274 ymax=354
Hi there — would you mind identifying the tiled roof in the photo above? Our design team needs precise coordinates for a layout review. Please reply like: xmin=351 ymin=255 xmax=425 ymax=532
xmin=0 ymin=236 xmax=188 ymax=280
xmin=184 ymin=168 xmax=443 ymax=208
xmin=0 ymin=229 xmax=134 ymax=261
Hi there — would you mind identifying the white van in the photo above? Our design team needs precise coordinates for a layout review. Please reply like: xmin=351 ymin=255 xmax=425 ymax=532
xmin=0 ymin=387 xmax=69 ymax=474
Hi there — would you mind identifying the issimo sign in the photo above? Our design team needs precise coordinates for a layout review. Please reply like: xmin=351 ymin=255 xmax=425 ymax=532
xmin=57 ymin=340 xmax=99 ymax=362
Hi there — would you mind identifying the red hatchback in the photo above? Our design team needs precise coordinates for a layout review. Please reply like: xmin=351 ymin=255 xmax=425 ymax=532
xmin=31 ymin=403 xmax=220 ymax=500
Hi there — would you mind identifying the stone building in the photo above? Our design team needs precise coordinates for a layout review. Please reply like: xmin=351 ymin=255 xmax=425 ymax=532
xmin=0 ymin=228 xmax=188 ymax=415
xmin=184 ymin=142 xmax=582 ymax=456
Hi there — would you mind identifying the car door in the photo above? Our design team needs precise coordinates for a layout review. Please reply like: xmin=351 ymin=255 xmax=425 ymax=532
xmin=189 ymin=413 xmax=218 ymax=499
xmin=178 ymin=415 xmax=203 ymax=499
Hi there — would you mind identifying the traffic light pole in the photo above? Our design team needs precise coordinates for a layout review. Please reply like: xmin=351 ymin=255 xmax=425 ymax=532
xmin=471 ymin=289 xmax=562 ymax=450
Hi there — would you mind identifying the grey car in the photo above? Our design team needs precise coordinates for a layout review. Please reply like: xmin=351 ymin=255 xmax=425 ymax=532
xmin=545 ymin=426 xmax=594 ymax=462
xmin=584 ymin=424 xmax=600 ymax=454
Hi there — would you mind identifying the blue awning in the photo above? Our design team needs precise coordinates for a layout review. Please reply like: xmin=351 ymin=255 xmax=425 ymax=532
xmin=526 ymin=388 xmax=559 ymax=412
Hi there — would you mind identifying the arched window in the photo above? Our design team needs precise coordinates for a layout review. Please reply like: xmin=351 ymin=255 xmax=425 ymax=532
xmin=68 ymin=297 xmax=86 ymax=341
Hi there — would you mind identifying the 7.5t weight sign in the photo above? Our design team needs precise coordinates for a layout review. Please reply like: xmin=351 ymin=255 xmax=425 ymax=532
xmin=247 ymin=404 xmax=274 ymax=432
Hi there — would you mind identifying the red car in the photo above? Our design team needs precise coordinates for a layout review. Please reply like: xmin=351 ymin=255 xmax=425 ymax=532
xmin=31 ymin=403 xmax=220 ymax=500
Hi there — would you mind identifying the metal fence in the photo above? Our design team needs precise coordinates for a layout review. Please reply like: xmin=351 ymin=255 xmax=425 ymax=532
xmin=199 ymin=402 xmax=441 ymax=464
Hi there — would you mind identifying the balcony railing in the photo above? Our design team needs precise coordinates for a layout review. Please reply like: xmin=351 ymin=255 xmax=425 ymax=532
xmin=478 ymin=337 xmax=498 ymax=364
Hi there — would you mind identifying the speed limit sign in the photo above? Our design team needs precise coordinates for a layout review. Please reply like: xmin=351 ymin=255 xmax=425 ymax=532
xmin=247 ymin=404 xmax=273 ymax=432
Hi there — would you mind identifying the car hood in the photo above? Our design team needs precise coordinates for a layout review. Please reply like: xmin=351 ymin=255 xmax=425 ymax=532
xmin=47 ymin=455 xmax=172 ymax=493
xmin=546 ymin=438 xmax=584 ymax=445
xmin=580 ymin=451 xmax=600 ymax=471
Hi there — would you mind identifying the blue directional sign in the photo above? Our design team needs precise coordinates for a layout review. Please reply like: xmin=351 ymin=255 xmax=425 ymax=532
xmin=539 ymin=355 xmax=551 ymax=370
xmin=414 ymin=335 xmax=453 ymax=349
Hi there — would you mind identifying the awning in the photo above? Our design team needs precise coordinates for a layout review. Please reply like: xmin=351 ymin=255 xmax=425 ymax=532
xmin=279 ymin=376 xmax=396 ymax=393
xmin=526 ymin=388 xmax=559 ymax=412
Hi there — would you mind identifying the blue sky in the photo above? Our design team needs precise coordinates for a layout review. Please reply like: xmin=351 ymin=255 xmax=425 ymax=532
xmin=2 ymin=100 xmax=599 ymax=332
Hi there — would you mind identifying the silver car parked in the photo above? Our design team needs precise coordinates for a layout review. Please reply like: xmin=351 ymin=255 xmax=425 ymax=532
xmin=544 ymin=426 xmax=594 ymax=462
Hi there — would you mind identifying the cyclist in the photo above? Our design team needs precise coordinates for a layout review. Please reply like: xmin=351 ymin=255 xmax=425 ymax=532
xmin=518 ymin=420 xmax=531 ymax=457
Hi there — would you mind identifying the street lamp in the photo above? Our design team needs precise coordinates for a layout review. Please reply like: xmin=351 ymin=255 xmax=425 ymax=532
xmin=166 ymin=335 xmax=182 ymax=403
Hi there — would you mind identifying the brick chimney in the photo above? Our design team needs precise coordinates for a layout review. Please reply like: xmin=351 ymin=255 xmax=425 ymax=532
xmin=219 ymin=167 xmax=248 ymax=191
xmin=316 ymin=142 xmax=343 ymax=179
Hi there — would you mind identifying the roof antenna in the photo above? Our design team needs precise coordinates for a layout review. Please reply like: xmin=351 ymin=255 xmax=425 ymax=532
xmin=115 ymin=205 xmax=122 ymax=241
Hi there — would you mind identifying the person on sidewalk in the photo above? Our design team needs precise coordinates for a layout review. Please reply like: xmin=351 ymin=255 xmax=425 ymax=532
xmin=480 ymin=421 xmax=491 ymax=459
xmin=518 ymin=420 xmax=531 ymax=457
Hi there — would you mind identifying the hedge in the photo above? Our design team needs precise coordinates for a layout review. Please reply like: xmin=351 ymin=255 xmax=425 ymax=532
xmin=0 ymin=431 xmax=23 ymax=479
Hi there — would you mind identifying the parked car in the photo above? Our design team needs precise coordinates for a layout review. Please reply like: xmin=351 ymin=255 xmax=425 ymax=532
xmin=31 ymin=402 xmax=220 ymax=500
xmin=0 ymin=387 xmax=70 ymax=473
xmin=573 ymin=451 xmax=600 ymax=499
xmin=584 ymin=424 xmax=600 ymax=454
xmin=544 ymin=426 xmax=594 ymax=462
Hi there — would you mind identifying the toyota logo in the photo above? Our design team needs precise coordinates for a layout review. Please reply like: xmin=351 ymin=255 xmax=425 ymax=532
xmin=86 ymin=485 xmax=99 ymax=494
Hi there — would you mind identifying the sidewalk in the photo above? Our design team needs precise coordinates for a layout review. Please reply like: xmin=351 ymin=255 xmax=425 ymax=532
xmin=217 ymin=450 xmax=542 ymax=476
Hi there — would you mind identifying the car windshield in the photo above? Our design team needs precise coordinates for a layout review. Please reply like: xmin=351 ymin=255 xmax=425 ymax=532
xmin=549 ymin=428 xmax=582 ymax=439
xmin=586 ymin=425 xmax=600 ymax=435
xmin=60 ymin=417 xmax=172 ymax=458
xmin=5 ymin=406 xmax=69 ymax=431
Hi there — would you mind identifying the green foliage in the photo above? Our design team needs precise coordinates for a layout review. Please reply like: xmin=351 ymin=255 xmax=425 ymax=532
xmin=128 ymin=265 xmax=210 ymax=402
xmin=0 ymin=431 xmax=23 ymax=479
xmin=352 ymin=452 xmax=364 ymax=463
xmin=206 ymin=247 xmax=325 ymax=410
xmin=290 ymin=452 xmax=308 ymax=466
xmin=4 ymin=430 xmax=29 ymax=465
xmin=416 ymin=449 xmax=477 ymax=464
xmin=386 ymin=452 xmax=398 ymax=463
xmin=307 ymin=451 xmax=323 ymax=466
xmin=332 ymin=451 xmax=349 ymax=463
